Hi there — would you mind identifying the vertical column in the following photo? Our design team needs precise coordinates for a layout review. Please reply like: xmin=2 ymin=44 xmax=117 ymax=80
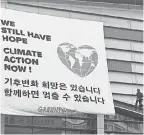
xmin=1 ymin=114 xmax=5 ymax=134
xmin=97 ymin=114 xmax=104 ymax=135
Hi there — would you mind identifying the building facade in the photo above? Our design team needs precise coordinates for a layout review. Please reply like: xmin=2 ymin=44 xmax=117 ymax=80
xmin=1 ymin=0 xmax=143 ymax=134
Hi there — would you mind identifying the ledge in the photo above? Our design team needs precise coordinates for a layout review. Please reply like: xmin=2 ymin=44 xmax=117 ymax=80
xmin=114 ymin=100 xmax=143 ymax=120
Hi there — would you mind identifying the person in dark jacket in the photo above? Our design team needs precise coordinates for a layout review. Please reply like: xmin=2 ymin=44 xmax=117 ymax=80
xmin=135 ymin=89 xmax=143 ymax=108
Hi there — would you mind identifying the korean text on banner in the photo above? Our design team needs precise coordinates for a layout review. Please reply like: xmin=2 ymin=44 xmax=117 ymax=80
xmin=1 ymin=8 xmax=115 ymax=116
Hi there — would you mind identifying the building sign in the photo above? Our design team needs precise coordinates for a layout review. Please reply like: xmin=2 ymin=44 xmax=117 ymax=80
xmin=1 ymin=8 xmax=115 ymax=116
xmin=5 ymin=115 xmax=63 ymax=128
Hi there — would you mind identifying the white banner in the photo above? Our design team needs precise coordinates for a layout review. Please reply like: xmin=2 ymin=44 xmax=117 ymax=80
xmin=1 ymin=8 xmax=115 ymax=116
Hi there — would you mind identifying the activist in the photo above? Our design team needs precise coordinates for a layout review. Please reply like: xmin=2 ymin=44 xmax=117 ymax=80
xmin=135 ymin=89 xmax=143 ymax=108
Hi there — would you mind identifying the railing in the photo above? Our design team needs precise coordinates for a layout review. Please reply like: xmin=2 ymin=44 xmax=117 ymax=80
xmin=104 ymin=109 xmax=143 ymax=134
xmin=114 ymin=99 xmax=143 ymax=114
xmin=104 ymin=120 xmax=143 ymax=134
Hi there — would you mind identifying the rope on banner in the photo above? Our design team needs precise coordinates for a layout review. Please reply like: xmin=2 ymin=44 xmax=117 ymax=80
xmin=133 ymin=0 xmax=140 ymax=91
xmin=128 ymin=2 xmax=135 ymax=106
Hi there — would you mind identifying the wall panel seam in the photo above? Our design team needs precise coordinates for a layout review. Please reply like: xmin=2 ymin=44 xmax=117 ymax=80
xmin=105 ymin=37 xmax=143 ymax=43
xmin=110 ymin=81 xmax=143 ymax=86
xmin=108 ymin=70 xmax=143 ymax=75
xmin=112 ymin=93 xmax=136 ymax=96
xmin=106 ymin=48 xmax=143 ymax=53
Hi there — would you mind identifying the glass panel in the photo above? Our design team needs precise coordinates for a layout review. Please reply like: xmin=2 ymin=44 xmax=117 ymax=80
xmin=105 ymin=121 xmax=143 ymax=134
xmin=5 ymin=126 xmax=32 ymax=134
xmin=108 ymin=124 xmax=113 ymax=131
xmin=65 ymin=130 xmax=81 ymax=134
xmin=5 ymin=115 xmax=32 ymax=126
xmin=4 ymin=114 xmax=97 ymax=134
xmin=105 ymin=113 xmax=140 ymax=121
xmin=33 ymin=128 xmax=62 ymax=134
xmin=114 ymin=125 xmax=122 ymax=132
